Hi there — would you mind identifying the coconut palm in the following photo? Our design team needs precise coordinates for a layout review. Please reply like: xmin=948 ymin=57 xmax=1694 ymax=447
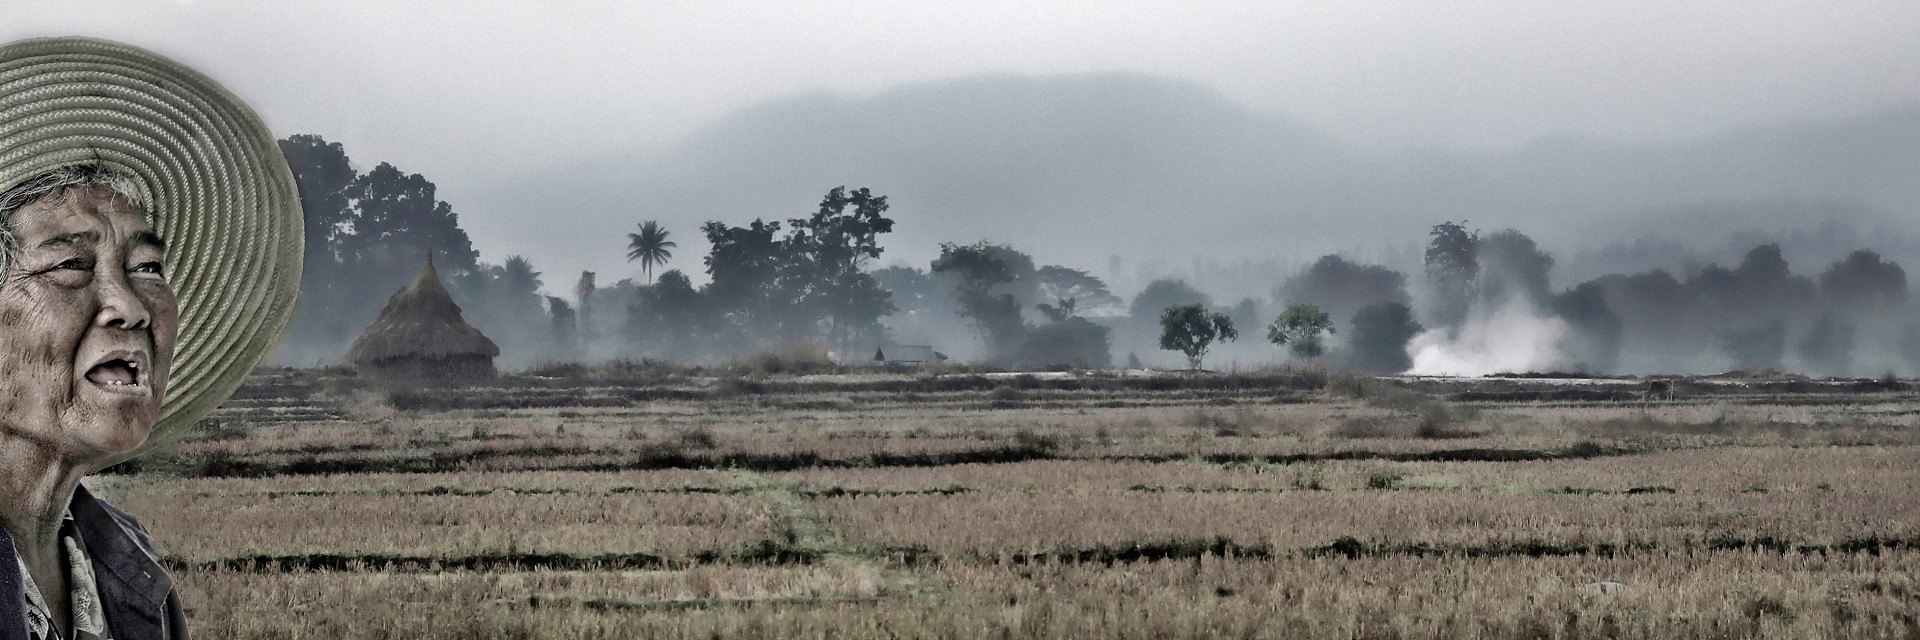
xmin=626 ymin=221 xmax=676 ymax=284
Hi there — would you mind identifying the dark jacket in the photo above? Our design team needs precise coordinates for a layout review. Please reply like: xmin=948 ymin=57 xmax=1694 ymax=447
xmin=0 ymin=485 xmax=188 ymax=640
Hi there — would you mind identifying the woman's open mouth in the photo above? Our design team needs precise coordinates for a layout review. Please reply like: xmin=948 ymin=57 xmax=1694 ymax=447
xmin=84 ymin=350 xmax=150 ymax=396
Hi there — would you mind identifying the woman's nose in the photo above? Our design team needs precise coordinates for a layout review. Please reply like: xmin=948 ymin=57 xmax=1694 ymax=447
xmin=94 ymin=269 xmax=151 ymax=330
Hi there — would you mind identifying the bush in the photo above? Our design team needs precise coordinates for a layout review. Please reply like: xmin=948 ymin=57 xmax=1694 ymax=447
xmin=1007 ymin=317 xmax=1111 ymax=369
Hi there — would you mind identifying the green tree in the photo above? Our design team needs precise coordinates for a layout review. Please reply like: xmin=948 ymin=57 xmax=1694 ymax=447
xmin=1159 ymin=303 xmax=1236 ymax=370
xmin=1345 ymin=302 xmax=1422 ymax=373
xmin=1267 ymin=304 xmax=1335 ymax=360
xmin=626 ymin=220 xmax=676 ymax=284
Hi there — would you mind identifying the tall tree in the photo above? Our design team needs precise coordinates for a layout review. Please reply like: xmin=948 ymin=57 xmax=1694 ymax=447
xmin=276 ymin=134 xmax=359 ymax=358
xmin=1424 ymin=220 xmax=1479 ymax=330
xmin=782 ymin=187 xmax=897 ymax=350
xmin=627 ymin=220 xmax=676 ymax=284
xmin=278 ymin=134 xmax=355 ymax=279
xmin=701 ymin=218 xmax=787 ymax=341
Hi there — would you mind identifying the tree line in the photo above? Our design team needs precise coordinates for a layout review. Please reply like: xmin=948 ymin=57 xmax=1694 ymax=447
xmin=277 ymin=133 xmax=1920 ymax=376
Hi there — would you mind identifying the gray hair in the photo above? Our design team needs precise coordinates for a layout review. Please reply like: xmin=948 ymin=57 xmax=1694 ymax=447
xmin=0 ymin=164 xmax=150 ymax=279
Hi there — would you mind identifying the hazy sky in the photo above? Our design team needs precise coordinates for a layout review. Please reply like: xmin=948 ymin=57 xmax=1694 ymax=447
xmin=8 ymin=1 xmax=1919 ymax=291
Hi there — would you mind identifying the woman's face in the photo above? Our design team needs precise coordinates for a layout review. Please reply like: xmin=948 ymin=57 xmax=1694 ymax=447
xmin=0 ymin=187 xmax=177 ymax=459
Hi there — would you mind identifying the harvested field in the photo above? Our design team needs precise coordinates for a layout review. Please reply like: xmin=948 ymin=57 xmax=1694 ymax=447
xmin=92 ymin=369 xmax=1920 ymax=638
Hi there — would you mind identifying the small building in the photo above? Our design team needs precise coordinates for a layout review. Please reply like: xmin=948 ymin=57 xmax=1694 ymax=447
xmin=347 ymin=255 xmax=501 ymax=384
xmin=874 ymin=344 xmax=947 ymax=365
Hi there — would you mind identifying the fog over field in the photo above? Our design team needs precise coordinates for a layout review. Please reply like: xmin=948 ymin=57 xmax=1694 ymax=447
xmin=10 ymin=2 xmax=1919 ymax=375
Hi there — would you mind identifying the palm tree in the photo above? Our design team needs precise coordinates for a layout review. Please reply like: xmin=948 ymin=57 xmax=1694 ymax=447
xmin=626 ymin=221 xmax=676 ymax=284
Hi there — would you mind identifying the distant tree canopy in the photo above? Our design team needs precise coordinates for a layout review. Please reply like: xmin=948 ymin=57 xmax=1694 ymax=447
xmin=1424 ymin=221 xmax=1479 ymax=330
xmin=932 ymin=241 xmax=1028 ymax=360
xmin=1034 ymin=265 xmax=1122 ymax=315
xmin=1550 ymin=282 xmax=1623 ymax=373
xmin=279 ymin=135 xmax=557 ymax=366
xmin=626 ymin=269 xmax=707 ymax=361
xmin=1130 ymin=279 xmax=1211 ymax=322
xmin=1277 ymin=255 xmax=1408 ymax=329
xmin=1819 ymin=249 xmax=1907 ymax=314
xmin=1159 ymin=303 xmax=1236 ymax=370
xmin=1343 ymin=302 xmax=1422 ymax=373
xmin=661 ymin=186 xmax=898 ymax=357
xmin=1478 ymin=229 xmax=1553 ymax=308
xmin=277 ymin=131 xmax=1920 ymax=377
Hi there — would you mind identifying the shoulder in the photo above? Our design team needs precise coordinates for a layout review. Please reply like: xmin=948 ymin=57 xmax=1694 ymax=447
xmin=77 ymin=490 xmax=168 ymax=564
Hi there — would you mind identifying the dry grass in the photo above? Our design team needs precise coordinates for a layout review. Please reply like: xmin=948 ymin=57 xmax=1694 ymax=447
xmin=129 ymin=492 xmax=769 ymax=562
xmin=170 ymin=551 xmax=1920 ymax=639
xmin=86 ymin=370 xmax=1920 ymax=638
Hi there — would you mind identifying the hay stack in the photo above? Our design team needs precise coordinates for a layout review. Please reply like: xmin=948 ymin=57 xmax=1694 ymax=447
xmin=347 ymin=255 xmax=500 ymax=384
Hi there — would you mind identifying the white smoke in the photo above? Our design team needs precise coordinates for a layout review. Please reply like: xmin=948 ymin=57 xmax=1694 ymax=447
xmin=1406 ymin=301 xmax=1571 ymax=376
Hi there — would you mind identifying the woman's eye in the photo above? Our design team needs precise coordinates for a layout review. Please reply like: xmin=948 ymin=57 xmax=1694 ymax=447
xmin=131 ymin=261 xmax=165 ymax=277
xmin=55 ymin=258 xmax=91 ymax=271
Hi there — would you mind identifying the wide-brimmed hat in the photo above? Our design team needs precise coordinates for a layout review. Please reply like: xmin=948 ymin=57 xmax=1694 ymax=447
xmin=0 ymin=36 xmax=302 ymax=468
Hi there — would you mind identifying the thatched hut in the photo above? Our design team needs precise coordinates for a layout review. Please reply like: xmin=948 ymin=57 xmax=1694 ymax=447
xmin=347 ymin=255 xmax=500 ymax=384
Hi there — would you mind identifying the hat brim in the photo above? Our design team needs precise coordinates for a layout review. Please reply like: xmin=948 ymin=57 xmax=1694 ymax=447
xmin=0 ymin=36 xmax=302 ymax=469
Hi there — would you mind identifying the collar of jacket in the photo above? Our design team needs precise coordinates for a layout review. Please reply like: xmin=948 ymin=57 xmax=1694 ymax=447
xmin=1 ymin=484 xmax=176 ymax=640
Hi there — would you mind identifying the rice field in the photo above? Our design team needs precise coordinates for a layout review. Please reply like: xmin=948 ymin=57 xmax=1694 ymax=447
xmin=90 ymin=369 xmax=1920 ymax=638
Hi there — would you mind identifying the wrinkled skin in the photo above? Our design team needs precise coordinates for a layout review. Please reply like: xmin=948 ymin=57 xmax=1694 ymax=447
xmin=0 ymin=187 xmax=176 ymax=460
xmin=0 ymin=186 xmax=176 ymax=637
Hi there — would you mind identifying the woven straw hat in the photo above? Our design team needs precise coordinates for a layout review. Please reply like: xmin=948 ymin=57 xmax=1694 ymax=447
xmin=0 ymin=36 xmax=302 ymax=468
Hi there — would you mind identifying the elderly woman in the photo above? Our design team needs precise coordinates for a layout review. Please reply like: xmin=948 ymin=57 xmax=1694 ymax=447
xmin=0 ymin=38 xmax=303 ymax=639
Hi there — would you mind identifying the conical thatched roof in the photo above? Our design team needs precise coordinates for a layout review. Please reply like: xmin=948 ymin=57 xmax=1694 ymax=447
xmin=347 ymin=255 xmax=501 ymax=364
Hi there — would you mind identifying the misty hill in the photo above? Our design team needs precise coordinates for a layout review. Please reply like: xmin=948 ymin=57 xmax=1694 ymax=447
xmin=477 ymin=72 xmax=1920 ymax=290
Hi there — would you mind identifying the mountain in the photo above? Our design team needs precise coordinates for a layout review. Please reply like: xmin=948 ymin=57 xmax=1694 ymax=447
xmin=471 ymin=72 xmax=1920 ymax=289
